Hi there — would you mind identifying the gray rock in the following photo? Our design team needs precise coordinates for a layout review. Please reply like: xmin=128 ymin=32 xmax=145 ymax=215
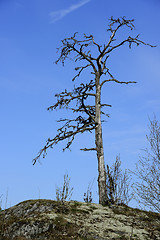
xmin=0 ymin=199 xmax=159 ymax=239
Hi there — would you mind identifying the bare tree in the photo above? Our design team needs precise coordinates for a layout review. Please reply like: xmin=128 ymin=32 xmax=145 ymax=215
xmin=106 ymin=156 xmax=133 ymax=205
xmin=33 ymin=17 xmax=155 ymax=205
xmin=133 ymin=116 xmax=160 ymax=212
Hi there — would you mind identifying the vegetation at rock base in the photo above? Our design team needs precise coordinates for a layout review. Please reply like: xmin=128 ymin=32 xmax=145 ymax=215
xmin=55 ymin=173 xmax=74 ymax=204
xmin=106 ymin=156 xmax=133 ymax=206
xmin=0 ymin=199 xmax=160 ymax=240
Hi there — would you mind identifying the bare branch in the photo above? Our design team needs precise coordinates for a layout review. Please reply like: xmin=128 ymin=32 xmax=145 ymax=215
xmin=97 ymin=17 xmax=135 ymax=68
xmin=101 ymin=79 xmax=137 ymax=88
xmin=48 ymin=80 xmax=96 ymax=111
xmin=101 ymin=103 xmax=112 ymax=108
xmin=73 ymin=45 xmax=97 ymax=72
xmin=33 ymin=122 xmax=96 ymax=165
xmin=80 ymin=148 xmax=97 ymax=151
xmin=107 ymin=17 xmax=135 ymax=33
xmin=95 ymin=17 xmax=155 ymax=76
xmin=73 ymin=64 xmax=91 ymax=81
xmin=106 ymin=36 xmax=156 ymax=55
xmin=100 ymin=69 xmax=136 ymax=87
xmin=102 ymin=55 xmax=109 ymax=72
xmin=81 ymin=94 xmax=95 ymax=122
xmin=55 ymin=32 xmax=98 ymax=73
xmin=84 ymin=34 xmax=103 ymax=54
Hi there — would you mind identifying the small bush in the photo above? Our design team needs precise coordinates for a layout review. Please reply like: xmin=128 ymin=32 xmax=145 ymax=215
xmin=56 ymin=174 xmax=73 ymax=203
xmin=83 ymin=181 xmax=94 ymax=203
xmin=106 ymin=156 xmax=133 ymax=205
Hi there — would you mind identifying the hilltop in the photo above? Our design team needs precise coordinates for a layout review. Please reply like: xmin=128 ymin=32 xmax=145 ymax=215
xmin=0 ymin=199 xmax=159 ymax=239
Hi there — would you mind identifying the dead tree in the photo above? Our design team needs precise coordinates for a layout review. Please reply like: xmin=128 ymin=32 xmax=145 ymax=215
xmin=33 ymin=17 xmax=155 ymax=205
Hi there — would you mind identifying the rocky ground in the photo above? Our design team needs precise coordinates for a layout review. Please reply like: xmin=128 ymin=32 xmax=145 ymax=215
xmin=0 ymin=199 xmax=159 ymax=239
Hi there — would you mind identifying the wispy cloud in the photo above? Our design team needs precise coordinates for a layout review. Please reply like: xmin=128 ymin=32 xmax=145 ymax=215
xmin=49 ymin=0 xmax=91 ymax=23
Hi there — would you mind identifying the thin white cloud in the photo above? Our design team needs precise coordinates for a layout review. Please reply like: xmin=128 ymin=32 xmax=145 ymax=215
xmin=49 ymin=0 xmax=91 ymax=23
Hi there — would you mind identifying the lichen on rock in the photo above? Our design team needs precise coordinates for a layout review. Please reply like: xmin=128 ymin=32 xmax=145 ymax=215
xmin=0 ymin=199 xmax=159 ymax=239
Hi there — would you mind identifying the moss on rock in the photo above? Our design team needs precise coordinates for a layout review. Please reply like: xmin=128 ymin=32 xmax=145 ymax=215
xmin=0 ymin=199 xmax=159 ymax=240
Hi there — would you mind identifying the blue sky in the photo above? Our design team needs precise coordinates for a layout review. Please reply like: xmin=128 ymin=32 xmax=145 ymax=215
xmin=0 ymin=0 xmax=160 ymax=209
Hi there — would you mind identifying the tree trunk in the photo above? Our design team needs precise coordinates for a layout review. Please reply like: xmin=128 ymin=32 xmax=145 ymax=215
xmin=95 ymin=73 xmax=108 ymax=205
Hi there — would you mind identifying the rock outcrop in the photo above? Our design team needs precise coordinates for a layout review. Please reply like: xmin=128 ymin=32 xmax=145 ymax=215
xmin=0 ymin=199 xmax=159 ymax=239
